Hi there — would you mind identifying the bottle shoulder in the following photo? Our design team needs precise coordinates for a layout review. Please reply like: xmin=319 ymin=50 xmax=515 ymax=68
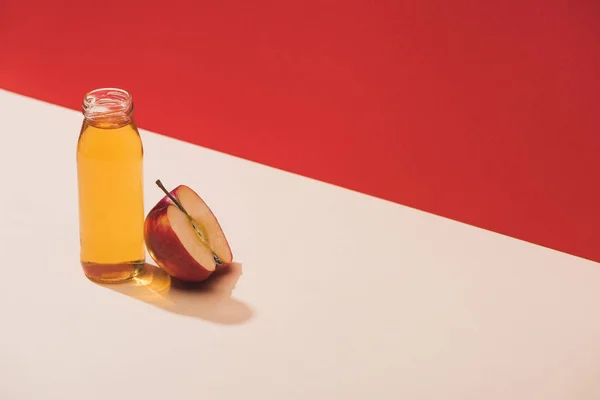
xmin=77 ymin=123 xmax=143 ymax=159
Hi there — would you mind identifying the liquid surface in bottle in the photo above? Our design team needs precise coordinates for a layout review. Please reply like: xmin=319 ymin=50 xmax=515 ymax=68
xmin=77 ymin=121 xmax=145 ymax=281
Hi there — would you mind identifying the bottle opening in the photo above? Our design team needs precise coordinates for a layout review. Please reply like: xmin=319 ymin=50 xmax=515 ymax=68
xmin=82 ymin=88 xmax=133 ymax=126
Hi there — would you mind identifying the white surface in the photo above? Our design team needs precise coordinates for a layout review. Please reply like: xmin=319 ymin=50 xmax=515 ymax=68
xmin=0 ymin=89 xmax=599 ymax=399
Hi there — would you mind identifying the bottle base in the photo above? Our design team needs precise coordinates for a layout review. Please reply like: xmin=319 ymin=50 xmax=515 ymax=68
xmin=82 ymin=260 xmax=144 ymax=283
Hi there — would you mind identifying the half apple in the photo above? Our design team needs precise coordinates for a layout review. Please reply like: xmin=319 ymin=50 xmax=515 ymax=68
xmin=144 ymin=180 xmax=233 ymax=282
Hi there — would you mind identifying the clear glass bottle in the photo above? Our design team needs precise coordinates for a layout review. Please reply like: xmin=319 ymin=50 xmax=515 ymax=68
xmin=76 ymin=88 xmax=145 ymax=282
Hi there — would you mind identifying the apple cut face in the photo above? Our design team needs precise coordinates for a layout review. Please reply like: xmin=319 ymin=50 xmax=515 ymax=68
xmin=167 ymin=206 xmax=217 ymax=271
xmin=174 ymin=185 xmax=233 ymax=266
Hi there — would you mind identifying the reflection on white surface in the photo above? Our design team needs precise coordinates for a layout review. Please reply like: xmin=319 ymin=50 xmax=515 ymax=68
xmin=103 ymin=262 xmax=252 ymax=324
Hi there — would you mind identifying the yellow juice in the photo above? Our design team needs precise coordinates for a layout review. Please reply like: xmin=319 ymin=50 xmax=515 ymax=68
xmin=77 ymin=119 xmax=145 ymax=282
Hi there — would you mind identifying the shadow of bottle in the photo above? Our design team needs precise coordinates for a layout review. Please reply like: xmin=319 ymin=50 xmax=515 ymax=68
xmin=100 ymin=262 xmax=253 ymax=325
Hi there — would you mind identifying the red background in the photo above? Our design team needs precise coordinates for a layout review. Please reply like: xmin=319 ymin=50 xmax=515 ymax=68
xmin=1 ymin=0 xmax=598 ymax=262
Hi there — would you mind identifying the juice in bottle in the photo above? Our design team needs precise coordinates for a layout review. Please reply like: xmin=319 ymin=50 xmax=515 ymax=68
xmin=76 ymin=88 xmax=145 ymax=282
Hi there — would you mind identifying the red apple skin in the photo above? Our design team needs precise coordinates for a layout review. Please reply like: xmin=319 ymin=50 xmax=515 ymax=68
xmin=144 ymin=190 xmax=214 ymax=282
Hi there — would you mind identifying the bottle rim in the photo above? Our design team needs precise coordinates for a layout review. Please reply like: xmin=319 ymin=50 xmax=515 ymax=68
xmin=82 ymin=88 xmax=134 ymax=123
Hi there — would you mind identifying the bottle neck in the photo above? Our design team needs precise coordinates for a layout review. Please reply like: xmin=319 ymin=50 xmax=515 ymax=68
xmin=82 ymin=88 xmax=134 ymax=128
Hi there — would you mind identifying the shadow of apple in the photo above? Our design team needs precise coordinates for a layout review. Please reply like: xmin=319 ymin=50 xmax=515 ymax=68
xmin=99 ymin=262 xmax=253 ymax=324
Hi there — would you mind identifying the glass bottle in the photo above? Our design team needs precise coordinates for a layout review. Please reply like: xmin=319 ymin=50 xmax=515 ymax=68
xmin=76 ymin=88 xmax=145 ymax=282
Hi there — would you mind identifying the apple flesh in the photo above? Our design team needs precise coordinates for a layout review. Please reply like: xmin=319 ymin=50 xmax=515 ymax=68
xmin=144 ymin=183 xmax=233 ymax=282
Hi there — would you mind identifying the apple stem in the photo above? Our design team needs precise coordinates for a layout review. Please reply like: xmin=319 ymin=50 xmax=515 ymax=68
xmin=155 ymin=179 xmax=223 ymax=267
xmin=155 ymin=179 xmax=190 ymax=216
